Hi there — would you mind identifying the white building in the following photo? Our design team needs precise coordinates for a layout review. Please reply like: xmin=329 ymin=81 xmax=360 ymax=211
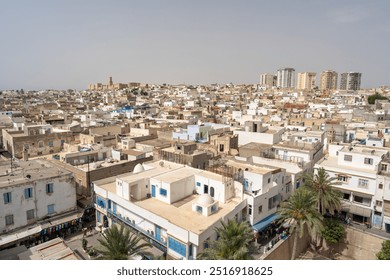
xmin=93 ymin=161 xmax=247 ymax=260
xmin=276 ymin=67 xmax=295 ymax=89
xmin=315 ymin=143 xmax=389 ymax=229
xmin=234 ymin=121 xmax=285 ymax=146
xmin=0 ymin=159 xmax=78 ymax=249
xmin=225 ymin=160 xmax=288 ymax=233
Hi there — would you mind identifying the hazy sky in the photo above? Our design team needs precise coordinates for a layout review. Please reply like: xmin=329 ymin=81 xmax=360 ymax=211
xmin=0 ymin=0 xmax=389 ymax=90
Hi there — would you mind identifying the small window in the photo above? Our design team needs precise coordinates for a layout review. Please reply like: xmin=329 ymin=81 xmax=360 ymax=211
xmin=364 ymin=158 xmax=373 ymax=165
xmin=24 ymin=187 xmax=33 ymax=199
xmin=338 ymin=175 xmax=348 ymax=182
xmin=381 ymin=164 xmax=388 ymax=172
xmin=376 ymin=200 xmax=383 ymax=207
xmin=196 ymin=205 xmax=203 ymax=213
xmin=160 ymin=188 xmax=167 ymax=196
xmin=210 ymin=187 xmax=215 ymax=198
xmin=3 ymin=192 xmax=12 ymax=204
xmin=344 ymin=155 xmax=352 ymax=161
xmin=211 ymin=205 xmax=217 ymax=213
xmin=26 ymin=209 xmax=35 ymax=220
xmin=49 ymin=141 xmax=54 ymax=147
xmin=47 ymin=204 xmax=55 ymax=214
xmin=268 ymin=178 xmax=271 ymax=184
xmin=196 ymin=182 xmax=201 ymax=187
xmin=5 ymin=215 xmax=14 ymax=226
xmin=248 ymin=205 xmax=252 ymax=215
xmin=46 ymin=183 xmax=54 ymax=194
xmin=38 ymin=141 xmax=44 ymax=148
xmin=379 ymin=183 xmax=383 ymax=189
xmin=358 ymin=179 xmax=369 ymax=188
xmin=343 ymin=193 xmax=350 ymax=200
xmin=258 ymin=205 xmax=263 ymax=214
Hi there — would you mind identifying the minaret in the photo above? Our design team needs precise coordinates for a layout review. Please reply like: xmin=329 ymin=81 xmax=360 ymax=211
xmin=108 ymin=76 xmax=113 ymax=89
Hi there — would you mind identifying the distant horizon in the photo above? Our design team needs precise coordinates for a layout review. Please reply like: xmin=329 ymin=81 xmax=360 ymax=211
xmin=1 ymin=1 xmax=389 ymax=90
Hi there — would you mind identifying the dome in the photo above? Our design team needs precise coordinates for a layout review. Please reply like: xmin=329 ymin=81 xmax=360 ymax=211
xmin=133 ymin=163 xmax=145 ymax=174
xmin=196 ymin=193 xmax=214 ymax=206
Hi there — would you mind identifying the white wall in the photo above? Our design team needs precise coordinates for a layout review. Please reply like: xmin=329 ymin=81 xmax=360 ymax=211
xmin=0 ymin=175 xmax=76 ymax=232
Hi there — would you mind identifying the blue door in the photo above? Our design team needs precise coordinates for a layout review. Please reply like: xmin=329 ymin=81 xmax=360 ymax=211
xmin=156 ymin=225 xmax=161 ymax=242
xmin=151 ymin=185 xmax=156 ymax=197
xmin=113 ymin=202 xmax=117 ymax=213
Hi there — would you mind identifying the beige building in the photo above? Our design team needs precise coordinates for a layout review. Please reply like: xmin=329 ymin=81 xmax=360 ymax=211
xmin=296 ymin=72 xmax=316 ymax=90
xmin=259 ymin=73 xmax=276 ymax=88
xmin=2 ymin=125 xmax=75 ymax=159
xmin=320 ymin=70 xmax=338 ymax=91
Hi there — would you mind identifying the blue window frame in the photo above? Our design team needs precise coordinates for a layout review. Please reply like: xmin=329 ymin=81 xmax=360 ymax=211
xmin=96 ymin=196 xmax=106 ymax=209
xmin=46 ymin=183 xmax=54 ymax=194
xmin=47 ymin=204 xmax=55 ymax=214
xmin=151 ymin=185 xmax=156 ymax=197
xmin=168 ymin=237 xmax=186 ymax=257
xmin=24 ymin=187 xmax=33 ymax=199
xmin=196 ymin=182 xmax=201 ymax=187
xmin=196 ymin=206 xmax=203 ymax=213
xmin=160 ymin=188 xmax=167 ymax=196
xmin=3 ymin=192 xmax=12 ymax=204
xmin=211 ymin=205 xmax=217 ymax=213
xmin=244 ymin=179 xmax=249 ymax=191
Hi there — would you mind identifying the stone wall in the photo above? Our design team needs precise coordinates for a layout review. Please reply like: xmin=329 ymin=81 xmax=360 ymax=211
xmin=262 ymin=230 xmax=311 ymax=260
xmin=319 ymin=227 xmax=386 ymax=260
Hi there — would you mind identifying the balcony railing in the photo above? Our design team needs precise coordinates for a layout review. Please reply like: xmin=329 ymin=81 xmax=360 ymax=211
xmin=107 ymin=209 xmax=167 ymax=253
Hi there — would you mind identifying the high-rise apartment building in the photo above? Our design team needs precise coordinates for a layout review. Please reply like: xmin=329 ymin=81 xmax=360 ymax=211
xmin=296 ymin=72 xmax=317 ymax=90
xmin=320 ymin=70 xmax=338 ymax=90
xmin=276 ymin=67 xmax=295 ymax=88
xmin=340 ymin=72 xmax=362 ymax=90
xmin=259 ymin=73 xmax=276 ymax=88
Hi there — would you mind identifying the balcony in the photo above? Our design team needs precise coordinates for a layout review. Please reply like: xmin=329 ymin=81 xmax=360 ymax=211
xmin=107 ymin=209 xmax=167 ymax=253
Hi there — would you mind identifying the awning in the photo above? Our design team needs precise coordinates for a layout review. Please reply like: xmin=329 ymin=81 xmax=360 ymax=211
xmin=348 ymin=205 xmax=372 ymax=218
xmin=0 ymin=225 xmax=42 ymax=247
xmin=252 ymin=213 xmax=280 ymax=232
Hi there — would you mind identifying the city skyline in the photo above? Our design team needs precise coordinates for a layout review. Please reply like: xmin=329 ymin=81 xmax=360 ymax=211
xmin=0 ymin=0 xmax=389 ymax=90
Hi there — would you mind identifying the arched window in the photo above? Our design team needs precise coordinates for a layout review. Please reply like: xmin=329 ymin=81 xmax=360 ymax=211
xmin=210 ymin=187 xmax=215 ymax=198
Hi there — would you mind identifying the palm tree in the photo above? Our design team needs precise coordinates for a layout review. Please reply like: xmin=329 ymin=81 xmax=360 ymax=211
xmin=278 ymin=188 xmax=324 ymax=260
xmin=197 ymin=219 xmax=255 ymax=260
xmin=95 ymin=224 xmax=152 ymax=260
xmin=302 ymin=167 xmax=342 ymax=215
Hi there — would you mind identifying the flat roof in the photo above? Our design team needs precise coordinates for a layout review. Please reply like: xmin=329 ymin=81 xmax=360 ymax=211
xmin=152 ymin=166 xmax=203 ymax=184
xmin=239 ymin=142 xmax=271 ymax=150
xmin=226 ymin=159 xmax=279 ymax=175
xmin=117 ymin=161 xmax=186 ymax=183
xmin=317 ymin=156 xmax=377 ymax=177
xmin=0 ymin=159 xmax=72 ymax=189
xmin=19 ymin=238 xmax=79 ymax=260
xmin=134 ymin=195 xmax=244 ymax=235
xmin=339 ymin=146 xmax=388 ymax=156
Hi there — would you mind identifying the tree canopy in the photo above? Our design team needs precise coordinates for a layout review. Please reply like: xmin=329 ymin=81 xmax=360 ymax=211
xmin=95 ymin=224 xmax=151 ymax=260
xmin=197 ymin=219 xmax=255 ymax=260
